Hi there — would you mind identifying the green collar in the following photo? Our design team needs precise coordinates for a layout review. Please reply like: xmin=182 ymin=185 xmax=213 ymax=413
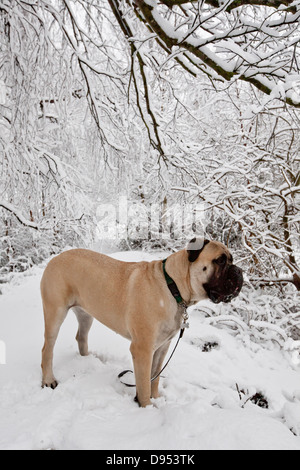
xmin=162 ymin=259 xmax=185 ymax=305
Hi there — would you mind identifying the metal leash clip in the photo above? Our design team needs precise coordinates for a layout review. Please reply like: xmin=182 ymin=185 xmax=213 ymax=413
xmin=180 ymin=306 xmax=189 ymax=330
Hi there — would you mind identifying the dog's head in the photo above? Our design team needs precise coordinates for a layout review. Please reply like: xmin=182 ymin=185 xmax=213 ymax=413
xmin=187 ymin=238 xmax=243 ymax=304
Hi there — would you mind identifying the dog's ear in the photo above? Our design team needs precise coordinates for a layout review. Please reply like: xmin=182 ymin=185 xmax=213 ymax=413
xmin=187 ymin=237 xmax=210 ymax=262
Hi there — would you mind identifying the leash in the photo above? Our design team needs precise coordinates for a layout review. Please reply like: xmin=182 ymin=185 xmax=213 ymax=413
xmin=118 ymin=307 xmax=189 ymax=387
xmin=118 ymin=258 xmax=189 ymax=388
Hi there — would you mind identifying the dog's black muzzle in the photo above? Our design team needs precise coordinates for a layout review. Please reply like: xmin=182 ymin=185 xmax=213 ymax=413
xmin=204 ymin=265 xmax=243 ymax=304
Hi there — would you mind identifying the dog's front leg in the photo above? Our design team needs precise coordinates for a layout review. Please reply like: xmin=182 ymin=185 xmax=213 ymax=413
xmin=151 ymin=340 xmax=171 ymax=399
xmin=130 ymin=341 xmax=153 ymax=407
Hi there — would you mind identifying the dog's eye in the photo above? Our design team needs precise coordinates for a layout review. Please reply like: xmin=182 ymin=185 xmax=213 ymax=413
xmin=214 ymin=255 xmax=227 ymax=266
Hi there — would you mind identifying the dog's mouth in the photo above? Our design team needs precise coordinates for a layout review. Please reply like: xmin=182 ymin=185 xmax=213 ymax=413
xmin=204 ymin=265 xmax=243 ymax=304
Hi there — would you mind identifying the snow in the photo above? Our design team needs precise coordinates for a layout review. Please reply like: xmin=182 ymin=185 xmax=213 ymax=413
xmin=1 ymin=251 xmax=300 ymax=450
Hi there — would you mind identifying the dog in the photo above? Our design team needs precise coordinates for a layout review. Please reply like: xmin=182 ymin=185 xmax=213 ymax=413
xmin=41 ymin=238 xmax=243 ymax=407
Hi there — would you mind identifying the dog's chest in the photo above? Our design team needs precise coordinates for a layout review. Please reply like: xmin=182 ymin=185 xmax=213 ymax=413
xmin=156 ymin=304 xmax=184 ymax=346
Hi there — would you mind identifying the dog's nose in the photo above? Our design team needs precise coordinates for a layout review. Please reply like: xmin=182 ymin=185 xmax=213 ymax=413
xmin=227 ymin=265 xmax=243 ymax=293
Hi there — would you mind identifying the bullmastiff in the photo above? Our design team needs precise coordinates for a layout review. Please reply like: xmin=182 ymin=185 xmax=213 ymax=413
xmin=41 ymin=238 xmax=243 ymax=407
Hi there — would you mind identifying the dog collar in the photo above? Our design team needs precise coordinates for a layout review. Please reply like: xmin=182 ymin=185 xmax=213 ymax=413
xmin=162 ymin=259 xmax=185 ymax=305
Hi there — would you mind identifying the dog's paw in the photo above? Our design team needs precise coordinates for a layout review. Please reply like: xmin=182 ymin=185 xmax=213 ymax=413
xmin=134 ymin=395 xmax=153 ymax=407
xmin=42 ymin=379 xmax=58 ymax=390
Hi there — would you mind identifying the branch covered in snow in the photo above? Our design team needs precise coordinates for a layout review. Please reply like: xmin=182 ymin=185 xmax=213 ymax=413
xmin=0 ymin=202 xmax=38 ymax=230
xmin=161 ymin=0 xmax=297 ymax=12
xmin=125 ymin=0 xmax=300 ymax=107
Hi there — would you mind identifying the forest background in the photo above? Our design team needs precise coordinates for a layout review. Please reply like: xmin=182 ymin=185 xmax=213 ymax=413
xmin=0 ymin=0 xmax=299 ymax=346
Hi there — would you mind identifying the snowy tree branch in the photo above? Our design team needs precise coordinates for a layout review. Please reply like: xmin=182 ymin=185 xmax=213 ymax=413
xmin=160 ymin=0 xmax=297 ymax=13
xmin=0 ymin=202 xmax=38 ymax=230
xmin=127 ymin=0 xmax=300 ymax=107
xmin=108 ymin=0 xmax=166 ymax=156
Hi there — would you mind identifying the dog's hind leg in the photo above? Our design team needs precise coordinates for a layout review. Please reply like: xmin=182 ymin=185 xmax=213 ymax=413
xmin=41 ymin=304 xmax=68 ymax=389
xmin=73 ymin=307 xmax=93 ymax=356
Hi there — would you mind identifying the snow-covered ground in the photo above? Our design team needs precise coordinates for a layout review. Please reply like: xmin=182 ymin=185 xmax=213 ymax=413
xmin=1 ymin=250 xmax=300 ymax=450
